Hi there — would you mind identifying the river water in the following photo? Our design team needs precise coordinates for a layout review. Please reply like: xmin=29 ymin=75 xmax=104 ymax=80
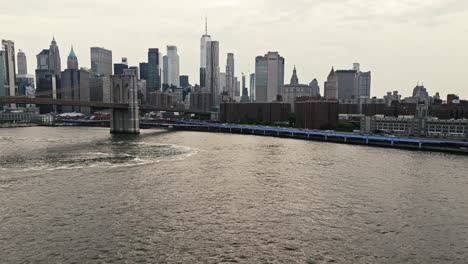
xmin=0 ymin=127 xmax=467 ymax=263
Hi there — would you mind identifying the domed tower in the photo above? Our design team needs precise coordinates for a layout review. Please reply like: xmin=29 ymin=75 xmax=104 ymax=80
xmin=67 ymin=46 xmax=78 ymax=70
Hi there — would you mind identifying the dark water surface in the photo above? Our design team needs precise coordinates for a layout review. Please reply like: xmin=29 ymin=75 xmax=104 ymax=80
xmin=1 ymin=127 xmax=467 ymax=263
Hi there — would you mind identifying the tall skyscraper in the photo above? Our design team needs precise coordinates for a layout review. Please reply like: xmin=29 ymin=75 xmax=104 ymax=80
xmin=353 ymin=63 xmax=371 ymax=99
xmin=147 ymin=48 xmax=160 ymax=92
xmin=167 ymin=45 xmax=180 ymax=88
xmin=324 ymin=67 xmax=338 ymax=100
xmin=90 ymin=47 xmax=112 ymax=76
xmin=249 ymin=73 xmax=255 ymax=102
xmin=1 ymin=40 xmax=17 ymax=97
xmin=48 ymin=38 xmax=61 ymax=76
xmin=240 ymin=73 xmax=249 ymax=102
xmin=17 ymin=49 xmax=27 ymax=75
xmin=255 ymin=52 xmax=284 ymax=102
xmin=139 ymin=62 xmax=148 ymax=80
xmin=219 ymin=72 xmax=226 ymax=94
xmin=0 ymin=51 xmax=5 ymax=97
xmin=335 ymin=70 xmax=358 ymax=99
xmin=225 ymin=53 xmax=235 ymax=98
xmin=162 ymin=55 xmax=168 ymax=88
xmin=67 ymin=46 xmax=78 ymax=70
xmin=205 ymin=40 xmax=220 ymax=109
xmin=200 ymin=17 xmax=212 ymax=88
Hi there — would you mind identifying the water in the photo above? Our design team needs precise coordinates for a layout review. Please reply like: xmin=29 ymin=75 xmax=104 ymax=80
xmin=1 ymin=127 xmax=467 ymax=263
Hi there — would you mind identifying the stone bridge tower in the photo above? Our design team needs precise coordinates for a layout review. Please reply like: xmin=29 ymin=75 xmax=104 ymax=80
xmin=110 ymin=74 xmax=140 ymax=134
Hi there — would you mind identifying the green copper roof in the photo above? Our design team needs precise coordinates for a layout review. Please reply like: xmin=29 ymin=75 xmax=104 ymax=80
xmin=69 ymin=46 xmax=77 ymax=58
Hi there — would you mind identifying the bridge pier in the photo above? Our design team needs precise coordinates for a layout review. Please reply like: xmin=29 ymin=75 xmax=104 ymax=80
xmin=110 ymin=74 xmax=140 ymax=134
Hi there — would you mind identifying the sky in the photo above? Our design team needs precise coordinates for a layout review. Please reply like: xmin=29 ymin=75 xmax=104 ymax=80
xmin=2 ymin=0 xmax=468 ymax=99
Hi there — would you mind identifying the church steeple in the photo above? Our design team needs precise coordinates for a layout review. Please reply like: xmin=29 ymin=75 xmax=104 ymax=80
xmin=290 ymin=65 xmax=299 ymax=85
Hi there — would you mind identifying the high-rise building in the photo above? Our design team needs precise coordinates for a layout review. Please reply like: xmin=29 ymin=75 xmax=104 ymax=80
xmin=249 ymin=73 xmax=255 ymax=102
xmin=310 ymin=79 xmax=320 ymax=97
xmin=180 ymin=75 xmax=190 ymax=88
xmin=90 ymin=75 xmax=111 ymax=103
xmin=167 ymin=45 xmax=180 ymax=88
xmin=129 ymin=66 xmax=139 ymax=79
xmin=0 ymin=51 xmax=5 ymax=97
xmin=324 ymin=67 xmax=338 ymax=100
xmin=255 ymin=52 xmax=284 ymax=102
xmin=1 ymin=40 xmax=17 ymax=97
xmin=90 ymin=47 xmax=112 ymax=76
xmin=147 ymin=48 xmax=160 ymax=92
xmin=225 ymin=53 xmax=235 ymax=98
xmin=67 ymin=46 xmax=78 ymax=70
xmin=139 ymin=62 xmax=148 ymax=80
xmin=205 ymin=40 xmax=220 ymax=109
xmin=352 ymin=63 xmax=371 ymax=99
xmin=240 ymin=73 xmax=249 ymax=102
xmin=48 ymin=38 xmax=61 ymax=76
xmin=235 ymin=77 xmax=240 ymax=97
xmin=219 ymin=72 xmax=226 ymax=94
xmin=61 ymin=68 xmax=90 ymax=114
xmin=162 ymin=55 xmax=168 ymax=88
xmin=200 ymin=17 xmax=212 ymax=88
xmin=17 ymin=49 xmax=27 ymax=75
xmin=36 ymin=49 xmax=49 ymax=70
xmin=114 ymin=57 xmax=129 ymax=75
xmin=335 ymin=70 xmax=358 ymax=100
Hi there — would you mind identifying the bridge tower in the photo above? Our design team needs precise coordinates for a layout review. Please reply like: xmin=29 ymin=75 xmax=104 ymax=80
xmin=110 ymin=74 xmax=140 ymax=134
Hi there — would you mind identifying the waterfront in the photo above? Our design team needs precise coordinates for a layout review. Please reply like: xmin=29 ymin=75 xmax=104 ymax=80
xmin=1 ymin=127 xmax=468 ymax=263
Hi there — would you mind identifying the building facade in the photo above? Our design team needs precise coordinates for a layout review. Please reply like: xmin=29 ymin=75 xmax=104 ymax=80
xmin=147 ymin=48 xmax=160 ymax=93
xmin=200 ymin=19 xmax=212 ymax=88
xmin=225 ymin=53 xmax=235 ymax=98
xmin=324 ymin=67 xmax=338 ymax=100
xmin=205 ymin=40 xmax=220 ymax=110
xmin=255 ymin=52 xmax=285 ymax=103
xmin=166 ymin=45 xmax=180 ymax=88
xmin=1 ymin=40 xmax=16 ymax=97
xmin=282 ymin=67 xmax=320 ymax=112
xmin=90 ymin=47 xmax=112 ymax=76
xmin=17 ymin=49 xmax=27 ymax=75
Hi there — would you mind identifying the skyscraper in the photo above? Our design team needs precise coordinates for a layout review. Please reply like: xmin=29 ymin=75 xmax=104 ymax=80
xmin=200 ymin=17 xmax=212 ymax=88
xmin=0 ymin=51 xmax=5 ymax=97
xmin=139 ymin=62 xmax=148 ymax=80
xmin=310 ymin=79 xmax=320 ymax=97
xmin=353 ymin=63 xmax=371 ymax=99
xmin=67 ymin=46 xmax=78 ymax=70
xmin=167 ymin=45 xmax=180 ymax=88
xmin=255 ymin=52 xmax=284 ymax=102
xmin=180 ymin=75 xmax=190 ymax=88
xmin=335 ymin=70 xmax=358 ymax=99
xmin=48 ymin=38 xmax=61 ymax=76
xmin=114 ymin=57 xmax=129 ymax=75
xmin=249 ymin=73 xmax=255 ymax=102
xmin=324 ymin=67 xmax=338 ymax=100
xmin=147 ymin=48 xmax=160 ymax=92
xmin=90 ymin=47 xmax=112 ymax=76
xmin=225 ymin=53 xmax=235 ymax=98
xmin=1 ymin=40 xmax=16 ymax=97
xmin=17 ymin=49 xmax=27 ymax=75
xmin=162 ymin=55 xmax=168 ymax=89
xmin=205 ymin=40 xmax=220 ymax=109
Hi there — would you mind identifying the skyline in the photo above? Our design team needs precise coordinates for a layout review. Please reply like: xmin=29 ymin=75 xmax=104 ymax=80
xmin=2 ymin=0 xmax=468 ymax=98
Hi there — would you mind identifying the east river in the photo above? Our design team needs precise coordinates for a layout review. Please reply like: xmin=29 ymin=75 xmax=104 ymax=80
xmin=1 ymin=127 xmax=468 ymax=263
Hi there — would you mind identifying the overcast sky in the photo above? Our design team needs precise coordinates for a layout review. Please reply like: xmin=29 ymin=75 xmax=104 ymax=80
xmin=2 ymin=0 xmax=468 ymax=98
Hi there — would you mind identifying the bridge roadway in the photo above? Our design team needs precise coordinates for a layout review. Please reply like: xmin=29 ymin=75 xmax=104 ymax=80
xmin=0 ymin=96 xmax=210 ymax=114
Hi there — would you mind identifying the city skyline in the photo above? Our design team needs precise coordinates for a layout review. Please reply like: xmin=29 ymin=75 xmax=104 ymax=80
xmin=2 ymin=0 xmax=468 ymax=98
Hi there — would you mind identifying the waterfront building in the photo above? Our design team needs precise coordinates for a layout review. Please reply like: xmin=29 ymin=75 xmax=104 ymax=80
xmin=147 ymin=48 xmax=161 ymax=92
xmin=335 ymin=70 xmax=358 ymax=100
xmin=324 ymin=67 xmax=338 ymax=100
xmin=90 ymin=47 xmax=112 ymax=76
xmin=166 ymin=45 xmax=180 ymax=88
xmin=295 ymin=100 xmax=339 ymax=130
xmin=190 ymin=91 xmax=212 ymax=113
xmin=219 ymin=102 xmax=291 ymax=124
xmin=1 ymin=40 xmax=16 ymax=97
xmin=17 ymin=49 xmax=27 ymax=75
xmin=16 ymin=74 xmax=35 ymax=96
xmin=255 ymin=52 xmax=285 ymax=103
xmin=200 ymin=17 xmax=212 ymax=88
xmin=225 ymin=53 xmax=235 ymax=98
xmin=205 ymin=40 xmax=220 ymax=109
xmin=61 ymin=68 xmax=90 ymax=114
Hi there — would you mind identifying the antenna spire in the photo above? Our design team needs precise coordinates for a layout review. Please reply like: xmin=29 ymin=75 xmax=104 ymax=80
xmin=205 ymin=16 xmax=208 ymax=35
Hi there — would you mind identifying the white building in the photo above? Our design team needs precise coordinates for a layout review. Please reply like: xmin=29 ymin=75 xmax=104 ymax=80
xmin=166 ymin=45 xmax=180 ymax=88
